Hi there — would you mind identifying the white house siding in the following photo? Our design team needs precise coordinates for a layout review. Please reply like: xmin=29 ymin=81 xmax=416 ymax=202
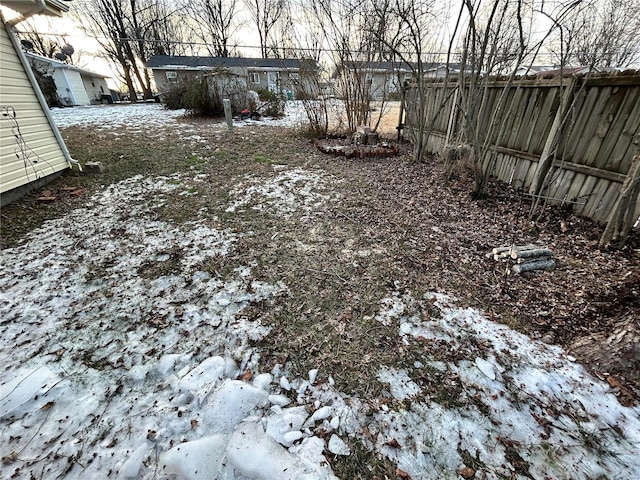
xmin=0 ymin=20 xmax=70 ymax=196
xmin=53 ymin=68 xmax=90 ymax=106
xmin=82 ymin=75 xmax=109 ymax=104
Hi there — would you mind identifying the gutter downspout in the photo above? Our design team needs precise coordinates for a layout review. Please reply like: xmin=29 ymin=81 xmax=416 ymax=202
xmin=4 ymin=16 xmax=81 ymax=170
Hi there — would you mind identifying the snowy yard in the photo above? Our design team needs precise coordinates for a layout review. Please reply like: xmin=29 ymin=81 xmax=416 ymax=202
xmin=1 ymin=103 xmax=639 ymax=479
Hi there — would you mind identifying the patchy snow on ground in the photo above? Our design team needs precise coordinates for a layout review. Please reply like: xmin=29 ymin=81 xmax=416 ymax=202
xmin=225 ymin=167 xmax=340 ymax=217
xmin=51 ymin=103 xmax=187 ymax=131
xmin=3 ymin=105 xmax=640 ymax=479
xmin=3 ymin=172 xmax=639 ymax=480
xmin=51 ymin=100 xmax=311 ymax=132
xmin=0 ymin=173 xmax=346 ymax=480
xmin=230 ymin=101 xmax=309 ymax=129
xmin=371 ymin=291 xmax=640 ymax=479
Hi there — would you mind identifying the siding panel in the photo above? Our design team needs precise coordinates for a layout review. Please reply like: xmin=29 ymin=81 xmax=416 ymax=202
xmin=1 ymin=20 xmax=69 ymax=195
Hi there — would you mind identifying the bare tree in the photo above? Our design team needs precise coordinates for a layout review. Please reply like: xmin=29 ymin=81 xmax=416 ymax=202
xmin=75 ymin=0 xmax=191 ymax=100
xmin=245 ymin=0 xmax=287 ymax=58
xmin=74 ymin=0 xmax=138 ymax=100
xmin=548 ymin=0 xmax=640 ymax=69
xmin=16 ymin=18 xmax=75 ymax=62
xmin=144 ymin=1 xmax=192 ymax=57
xmin=185 ymin=0 xmax=238 ymax=57
xmin=303 ymin=0 xmax=405 ymax=132
xmin=368 ymin=0 xmax=440 ymax=162
xmin=441 ymin=0 xmax=567 ymax=194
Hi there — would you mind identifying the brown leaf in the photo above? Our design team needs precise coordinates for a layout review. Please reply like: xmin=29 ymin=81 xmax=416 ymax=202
xmin=239 ymin=369 xmax=253 ymax=381
xmin=606 ymin=376 xmax=635 ymax=401
xmin=384 ymin=438 xmax=401 ymax=449
xmin=606 ymin=376 xmax=623 ymax=389
xmin=190 ymin=419 xmax=199 ymax=428
xmin=456 ymin=466 xmax=475 ymax=478
xmin=40 ymin=401 xmax=55 ymax=411
xmin=396 ymin=467 xmax=412 ymax=479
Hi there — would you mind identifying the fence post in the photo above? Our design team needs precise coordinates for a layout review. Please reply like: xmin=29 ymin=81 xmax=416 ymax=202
xmin=223 ymin=99 xmax=233 ymax=132
xmin=396 ymin=86 xmax=405 ymax=142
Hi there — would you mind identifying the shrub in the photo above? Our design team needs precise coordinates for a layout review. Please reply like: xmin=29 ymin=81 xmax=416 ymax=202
xmin=161 ymin=77 xmax=227 ymax=117
xmin=255 ymin=88 xmax=279 ymax=102
xmin=253 ymin=89 xmax=286 ymax=118
xmin=162 ymin=82 xmax=188 ymax=110
xmin=294 ymin=88 xmax=317 ymax=100
xmin=182 ymin=78 xmax=220 ymax=116
xmin=33 ymin=70 xmax=61 ymax=107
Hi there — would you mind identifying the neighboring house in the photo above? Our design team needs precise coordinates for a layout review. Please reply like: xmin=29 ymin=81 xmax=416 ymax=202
xmin=337 ymin=61 xmax=479 ymax=99
xmin=1 ymin=0 xmax=78 ymax=206
xmin=147 ymin=55 xmax=319 ymax=98
xmin=25 ymin=52 xmax=112 ymax=106
xmin=337 ymin=61 xmax=426 ymax=100
xmin=318 ymin=81 xmax=335 ymax=98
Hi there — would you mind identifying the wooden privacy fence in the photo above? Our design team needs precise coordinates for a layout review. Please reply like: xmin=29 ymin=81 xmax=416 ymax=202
xmin=404 ymin=71 xmax=640 ymax=228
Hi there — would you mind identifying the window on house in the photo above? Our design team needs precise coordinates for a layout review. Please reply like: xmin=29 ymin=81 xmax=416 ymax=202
xmin=166 ymin=71 xmax=177 ymax=82
xmin=290 ymin=72 xmax=299 ymax=83
xmin=250 ymin=72 xmax=260 ymax=83
xmin=365 ymin=74 xmax=373 ymax=86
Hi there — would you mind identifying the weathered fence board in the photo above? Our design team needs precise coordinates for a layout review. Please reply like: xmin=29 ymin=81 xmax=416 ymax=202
xmin=405 ymin=71 xmax=640 ymax=226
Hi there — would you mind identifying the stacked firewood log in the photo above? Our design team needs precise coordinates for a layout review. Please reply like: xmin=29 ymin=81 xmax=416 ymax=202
xmin=314 ymin=139 xmax=399 ymax=159
xmin=489 ymin=244 xmax=555 ymax=274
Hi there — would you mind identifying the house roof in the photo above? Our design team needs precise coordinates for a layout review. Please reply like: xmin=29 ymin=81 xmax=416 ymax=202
xmin=424 ymin=63 xmax=467 ymax=73
xmin=535 ymin=66 xmax=598 ymax=77
xmin=24 ymin=52 xmax=110 ymax=79
xmin=1 ymin=0 xmax=69 ymax=18
xmin=516 ymin=65 xmax=555 ymax=73
xmin=147 ymin=55 xmax=317 ymax=71
xmin=342 ymin=60 xmax=436 ymax=73
xmin=342 ymin=61 xmax=470 ymax=74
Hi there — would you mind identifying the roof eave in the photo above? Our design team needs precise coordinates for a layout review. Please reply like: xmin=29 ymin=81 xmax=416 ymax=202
xmin=1 ymin=0 xmax=70 ymax=20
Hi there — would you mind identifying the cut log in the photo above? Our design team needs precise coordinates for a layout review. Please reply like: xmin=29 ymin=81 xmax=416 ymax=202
xmin=491 ymin=244 xmax=535 ymax=255
xmin=510 ymin=247 xmax=554 ymax=259
xmin=511 ymin=258 xmax=555 ymax=274
xmin=516 ymin=256 xmax=552 ymax=264
xmin=366 ymin=132 xmax=379 ymax=145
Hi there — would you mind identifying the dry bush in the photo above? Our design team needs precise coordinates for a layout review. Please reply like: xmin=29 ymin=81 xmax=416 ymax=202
xmin=443 ymin=143 xmax=473 ymax=179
